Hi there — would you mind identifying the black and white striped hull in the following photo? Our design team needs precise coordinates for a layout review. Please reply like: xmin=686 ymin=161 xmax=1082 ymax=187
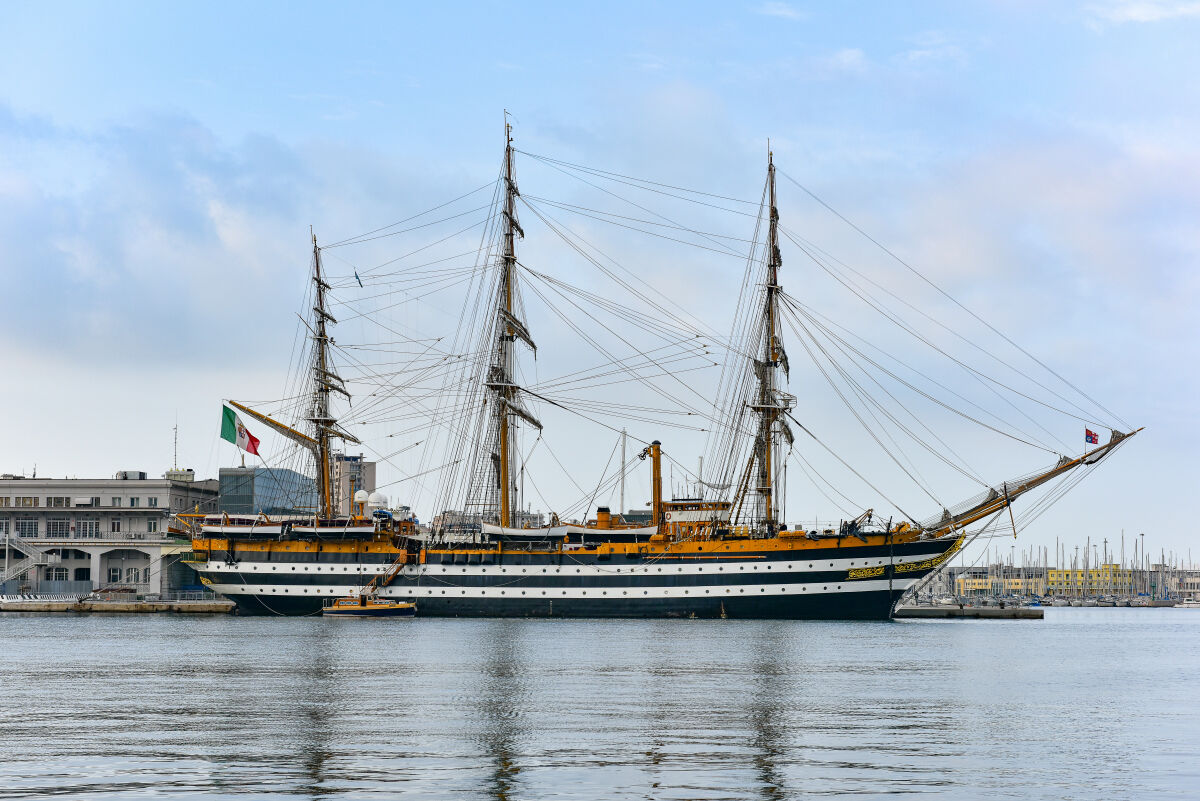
xmin=195 ymin=537 xmax=959 ymax=619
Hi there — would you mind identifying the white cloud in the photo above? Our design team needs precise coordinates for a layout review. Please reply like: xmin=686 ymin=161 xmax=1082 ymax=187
xmin=1089 ymin=0 xmax=1200 ymax=22
xmin=756 ymin=2 xmax=806 ymax=20
xmin=899 ymin=31 xmax=968 ymax=66
xmin=816 ymin=48 xmax=868 ymax=75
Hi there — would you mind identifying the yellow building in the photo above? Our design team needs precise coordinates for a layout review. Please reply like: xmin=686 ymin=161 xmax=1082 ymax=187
xmin=1045 ymin=564 xmax=1132 ymax=595
xmin=954 ymin=574 xmax=1047 ymax=596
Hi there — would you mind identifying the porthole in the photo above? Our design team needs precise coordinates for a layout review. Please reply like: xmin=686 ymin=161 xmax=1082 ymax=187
xmin=739 ymin=588 xmax=744 ymax=593
xmin=823 ymin=586 xmax=828 ymax=590
xmin=808 ymin=563 xmax=813 ymax=568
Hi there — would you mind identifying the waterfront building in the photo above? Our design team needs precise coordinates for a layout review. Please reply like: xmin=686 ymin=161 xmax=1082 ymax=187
xmin=0 ymin=470 xmax=218 ymax=595
xmin=332 ymin=453 xmax=376 ymax=516
xmin=1046 ymin=564 xmax=1134 ymax=595
xmin=217 ymin=466 xmax=316 ymax=515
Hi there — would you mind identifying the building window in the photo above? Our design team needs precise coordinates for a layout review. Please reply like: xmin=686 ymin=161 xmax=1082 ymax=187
xmin=0 ymin=519 xmax=7 ymax=535
xmin=0 ymin=497 xmax=9 ymax=507
xmin=108 ymin=567 xmax=121 ymax=584
xmin=147 ymin=519 xmax=158 ymax=534
xmin=46 ymin=519 xmax=70 ymax=538
xmin=48 ymin=497 xmax=70 ymax=508
xmin=111 ymin=498 xmax=121 ymax=507
xmin=15 ymin=497 xmax=38 ymax=508
xmin=46 ymin=567 xmax=69 ymax=581
xmin=110 ymin=519 xmax=122 ymax=534
xmin=91 ymin=497 xmax=100 ymax=507
xmin=125 ymin=567 xmax=141 ymax=584
xmin=74 ymin=567 xmax=90 ymax=581
xmin=77 ymin=519 xmax=99 ymax=538
xmin=129 ymin=497 xmax=140 ymax=508
xmin=142 ymin=567 xmax=150 ymax=583
xmin=148 ymin=497 xmax=158 ymax=508
xmin=15 ymin=518 xmax=38 ymax=537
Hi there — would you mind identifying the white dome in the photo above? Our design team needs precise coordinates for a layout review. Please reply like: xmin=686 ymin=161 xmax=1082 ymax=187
xmin=367 ymin=491 xmax=388 ymax=508
xmin=353 ymin=490 xmax=369 ymax=503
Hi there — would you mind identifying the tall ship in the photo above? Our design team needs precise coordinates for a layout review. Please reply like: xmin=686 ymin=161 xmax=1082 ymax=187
xmin=184 ymin=126 xmax=1139 ymax=618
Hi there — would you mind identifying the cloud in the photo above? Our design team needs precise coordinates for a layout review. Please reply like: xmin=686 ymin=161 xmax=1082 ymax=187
xmin=1088 ymin=0 xmax=1200 ymax=22
xmin=0 ymin=105 xmax=479 ymax=370
xmin=818 ymin=48 xmax=868 ymax=74
xmin=899 ymin=31 xmax=968 ymax=66
xmin=756 ymin=2 xmax=806 ymax=20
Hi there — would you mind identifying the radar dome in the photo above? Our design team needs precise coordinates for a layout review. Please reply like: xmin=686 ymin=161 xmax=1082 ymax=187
xmin=353 ymin=490 xmax=369 ymax=504
xmin=367 ymin=491 xmax=388 ymax=509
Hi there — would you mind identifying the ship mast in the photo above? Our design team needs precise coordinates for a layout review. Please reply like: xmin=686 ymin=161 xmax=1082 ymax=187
xmin=310 ymin=234 xmax=356 ymax=519
xmin=749 ymin=151 xmax=793 ymax=533
xmin=478 ymin=122 xmax=540 ymax=527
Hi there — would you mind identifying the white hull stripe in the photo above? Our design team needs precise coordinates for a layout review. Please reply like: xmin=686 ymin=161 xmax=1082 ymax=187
xmin=197 ymin=551 xmax=948 ymax=579
xmin=204 ymin=578 xmax=918 ymax=599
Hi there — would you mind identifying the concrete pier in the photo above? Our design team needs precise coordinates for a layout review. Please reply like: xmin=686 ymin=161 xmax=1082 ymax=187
xmin=894 ymin=605 xmax=1043 ymax=619
xmin=0 ymin=598 xmax=235 ymax=614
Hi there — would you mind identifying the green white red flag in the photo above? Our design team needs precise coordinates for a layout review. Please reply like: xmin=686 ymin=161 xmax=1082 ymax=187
xmin=220 ymin=405 xmax=261 ymax=455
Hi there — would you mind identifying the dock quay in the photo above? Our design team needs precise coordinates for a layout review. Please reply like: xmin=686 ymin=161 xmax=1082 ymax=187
xmin=1 ymin=595 xmax=235 ymax=614
xmin=894 ymin=605 xmax=1043 ymax=619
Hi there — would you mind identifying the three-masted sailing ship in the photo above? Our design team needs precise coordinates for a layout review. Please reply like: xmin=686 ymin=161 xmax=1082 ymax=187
xmin=184 ymin=126 xmax=1139 ymax=618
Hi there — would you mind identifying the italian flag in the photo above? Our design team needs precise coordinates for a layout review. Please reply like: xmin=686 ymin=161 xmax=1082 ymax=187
xmin=220 ymin=405 xmax=261 ymax=455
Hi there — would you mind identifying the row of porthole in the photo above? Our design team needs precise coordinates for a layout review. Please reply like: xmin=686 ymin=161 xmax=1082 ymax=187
xmin=452 ymin=561 xmax=880 ymax=574
xmin=254 ymin=583 xmax=848 ymax=596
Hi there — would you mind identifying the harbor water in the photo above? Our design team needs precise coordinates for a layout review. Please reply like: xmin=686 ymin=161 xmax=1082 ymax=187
xmin=1 ymin=608 xmax=1197 ymax=799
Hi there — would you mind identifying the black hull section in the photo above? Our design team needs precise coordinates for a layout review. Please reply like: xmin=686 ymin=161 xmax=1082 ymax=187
xmin=224 ymin=587 xmax=906 ymax=620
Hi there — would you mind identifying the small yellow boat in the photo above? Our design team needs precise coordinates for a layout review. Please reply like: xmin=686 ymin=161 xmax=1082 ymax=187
xmin=322 ymin=596 xmax=417 ymax=618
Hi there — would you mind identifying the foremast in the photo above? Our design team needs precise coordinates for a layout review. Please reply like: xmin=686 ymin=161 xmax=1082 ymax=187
xmin=743 ymin=152 xmax=794 ymax=534
xmin=309 ymin=235 xmax=359 ymax=518
xmin=470 ymin=122 xmax=541 ymax=527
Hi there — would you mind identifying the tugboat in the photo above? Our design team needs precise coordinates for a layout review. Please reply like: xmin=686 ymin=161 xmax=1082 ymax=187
xmin=323 ymin=596 xmax=417 ymax=618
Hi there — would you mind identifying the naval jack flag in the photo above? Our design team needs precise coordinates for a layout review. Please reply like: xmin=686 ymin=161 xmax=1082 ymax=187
xmin=221 ymin=405 xmax=261 ymax=455
xmin=1085 ymin=428 xmax=1099 ymax=446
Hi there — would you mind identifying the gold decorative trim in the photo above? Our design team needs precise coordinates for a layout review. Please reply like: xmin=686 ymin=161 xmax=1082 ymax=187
xmin=846 ymin=535 xmax=965 ymax=580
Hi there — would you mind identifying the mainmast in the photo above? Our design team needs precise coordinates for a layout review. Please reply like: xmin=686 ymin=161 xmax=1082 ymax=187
xmin=478 ymin=122 xmax=540 ymax=527
xmin=749 ymin=152 xmax=793 ymax=533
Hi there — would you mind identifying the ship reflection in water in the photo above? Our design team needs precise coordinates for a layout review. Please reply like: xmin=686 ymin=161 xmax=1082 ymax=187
xmin=1 ymin=610 xmax=1198 ymax=799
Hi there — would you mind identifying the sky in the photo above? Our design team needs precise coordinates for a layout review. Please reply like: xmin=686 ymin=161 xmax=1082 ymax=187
xmin=2 ymin=0 xmax=1197 ymax=565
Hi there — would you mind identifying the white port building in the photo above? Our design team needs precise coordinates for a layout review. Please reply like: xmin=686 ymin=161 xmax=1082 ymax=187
xmin=0 ymin=469 xmax=218 ymax=596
